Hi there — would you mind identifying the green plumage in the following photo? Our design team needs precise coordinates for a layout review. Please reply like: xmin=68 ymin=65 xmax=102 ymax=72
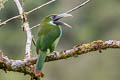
xmin=35 ymin=13 xmax=72 ymax=76
xmin=35 ymin=14 xmax=62 ymax=74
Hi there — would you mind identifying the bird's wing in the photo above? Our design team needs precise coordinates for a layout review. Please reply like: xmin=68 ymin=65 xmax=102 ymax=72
xmin=36 ymin=39 xmax=40 ymax=54
xmin=38 ymin=28 xmax=61 ymax=52
xmin=49 ymin=37 xmax=60 ymax=53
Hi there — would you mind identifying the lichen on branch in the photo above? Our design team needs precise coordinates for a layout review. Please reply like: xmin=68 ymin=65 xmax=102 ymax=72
xmin=0 ymin=40 xmax=120 ymax=78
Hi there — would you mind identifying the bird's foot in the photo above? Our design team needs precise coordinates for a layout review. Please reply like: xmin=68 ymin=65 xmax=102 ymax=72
xmin=34 ymin=70 xmax=44 ymax=77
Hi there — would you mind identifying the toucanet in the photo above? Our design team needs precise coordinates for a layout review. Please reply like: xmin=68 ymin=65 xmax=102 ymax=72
xmin=35 ymin=13 xmax=72 ymax=76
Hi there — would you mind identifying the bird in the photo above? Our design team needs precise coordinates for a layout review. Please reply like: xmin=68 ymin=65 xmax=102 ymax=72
xmin=34 ymin=13 xmax=72 ymax=77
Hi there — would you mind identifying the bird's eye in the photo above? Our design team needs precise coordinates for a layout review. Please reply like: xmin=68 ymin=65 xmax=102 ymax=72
xmin=53 ymin=16 xmax=56 ymax=19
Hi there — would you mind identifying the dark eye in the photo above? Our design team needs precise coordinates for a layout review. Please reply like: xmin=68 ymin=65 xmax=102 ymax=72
xmin=53 ymin=16 xmax=56 ymax=19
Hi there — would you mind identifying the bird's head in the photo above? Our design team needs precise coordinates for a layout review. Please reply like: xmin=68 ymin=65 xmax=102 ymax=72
xmin=42 ymin=13 xmax=72 ymax=28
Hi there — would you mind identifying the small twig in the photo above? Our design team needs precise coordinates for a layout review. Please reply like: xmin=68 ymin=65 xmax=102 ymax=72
xmin=0 ymin=15 xmax=20 ymax=27
xmin=21 ymin=0 xmax=24 ymax=9
xmin=0 ymin=0 xmax=56 ymax=27
xmin=65 ymin=0 xmax=90 ymax=14
xmin=30 ymin=24 xmax=40 ymax=30
xmin=26 ymin=0 xmax=56 ymax=14
xmin=32 ymin=37 xmax=36 ymax=46
xmin=0 ymin=0 xmax=90 ymax=28
xmin=21 ymin=0 xmax=25 ymax=31
xmin=30 ymin=0 xmax=91 ymax=30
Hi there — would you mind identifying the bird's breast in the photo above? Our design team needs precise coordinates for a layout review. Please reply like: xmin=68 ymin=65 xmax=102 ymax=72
xmin=58 ymin=25 xmax=62 ymax=37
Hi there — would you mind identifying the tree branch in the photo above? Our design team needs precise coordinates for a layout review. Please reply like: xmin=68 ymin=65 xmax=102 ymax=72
xmin=30 ymin=24 xmax=40 ymax=30
xmin=0 ymin=40 xmax=120 ymax=78
xmin=65 ymin=0 xmax=90 ymax=14
xmin=0 ymin=0 xmax=56 ymax=27
xmin=13 ymin=0 xmax=32 ymax=58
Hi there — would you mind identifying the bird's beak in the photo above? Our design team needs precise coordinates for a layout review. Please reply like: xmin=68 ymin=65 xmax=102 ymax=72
xmin=54 ymin=13 xmax=72 ymax=28
xmin=54 ymin=13 xmax=72 ymax=21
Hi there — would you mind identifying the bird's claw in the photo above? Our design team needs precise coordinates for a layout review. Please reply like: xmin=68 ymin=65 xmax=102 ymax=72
xmin=40 ymin=72 xmax=44 ymax=77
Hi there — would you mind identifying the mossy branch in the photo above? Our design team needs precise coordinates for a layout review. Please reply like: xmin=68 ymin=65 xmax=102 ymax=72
xmin=0 ymin=40 xmax=120 ymax=79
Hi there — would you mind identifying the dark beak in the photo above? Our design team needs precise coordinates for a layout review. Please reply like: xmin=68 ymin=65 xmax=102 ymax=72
xmin=54 ymin=13 xmax=72 ymax=28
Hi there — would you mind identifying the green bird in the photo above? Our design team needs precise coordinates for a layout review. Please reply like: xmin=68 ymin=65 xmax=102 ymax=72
xmin=35 ymin=13 xmax=72 ymax=77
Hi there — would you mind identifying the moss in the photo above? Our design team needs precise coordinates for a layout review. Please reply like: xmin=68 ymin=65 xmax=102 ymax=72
xmin=0 ymin=59 xmax=3 ymax=63
xmin=82 ymin=43 xmax=91 ymax=48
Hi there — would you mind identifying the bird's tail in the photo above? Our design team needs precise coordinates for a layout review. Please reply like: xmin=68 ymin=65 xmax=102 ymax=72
xmin=34 ymin=51 xmax=47 ymax=76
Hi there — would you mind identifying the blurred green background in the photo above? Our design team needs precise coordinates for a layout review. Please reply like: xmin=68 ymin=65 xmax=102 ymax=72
xmin=0 ymin=0 xmax=120 ymax=80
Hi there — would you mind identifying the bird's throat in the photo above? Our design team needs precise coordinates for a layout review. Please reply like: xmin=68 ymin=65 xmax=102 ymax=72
xmin=49 ymin=20 xmax=57 ymax=26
